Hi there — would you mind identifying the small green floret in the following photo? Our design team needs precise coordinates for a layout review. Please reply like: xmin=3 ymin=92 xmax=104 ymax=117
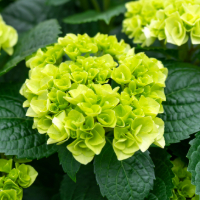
xmin=171 ymin=158 xmax=199 ymax=200
xmin=123 ymin=0 xmax=200 ymax=47
xmin=20 ymin=33 xmax=167 ymax=164
xmin=0 ymin=15 xmax=18 ymax=55
xmin=0 ymin=158 xmax=38 ymax=200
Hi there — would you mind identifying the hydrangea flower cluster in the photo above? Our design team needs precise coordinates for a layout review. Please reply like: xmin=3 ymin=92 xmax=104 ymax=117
xmin=123 ymin=0 xmax=200 ymax=47
xmin=0 ymin=15 xmax=18 ymax=55
xmin=20 ymin=33 xmax=167 ymax=164
xmin=0 ymin=159 xmax=38 ymax=200
xmin=171 ymin=158 xmax=199 ymax=200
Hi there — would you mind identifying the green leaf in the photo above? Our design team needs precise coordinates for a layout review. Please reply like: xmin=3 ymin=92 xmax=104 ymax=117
xmin=146 ymin=178 xmax=167 ymax=200
xmin=46 ymin=0 xmax=71 ymax=6
xmin=0 ymin=83 xmax=58 ymax=159
xmin=0 ymin=51 xmax=10 ymax=68
xmin=63 ymin=4 xmax=125 ymax=25
xmin=187 ymin=132 xmax=200 ymax=195
xmin=0 ymin=19 xmax=61 ymax=77
xmin=2 ymin=0 xmax=55 ymax=33
xmin=159 ymin=61 xmax=200 ymax=145
xmin=57 ymin=142 xmax=81 ymax=182
xmin=60 ymin=164 xmax=106 ymax=200
xmin=146 ymin=148 xmax=174 ymax=200
xmin=135 ymin=45 xmax=178 ymax=59
xmin=94 ymin=142 xmax=155 ymax=200
xmin=147 ymin=193 xmax=158 ymax=200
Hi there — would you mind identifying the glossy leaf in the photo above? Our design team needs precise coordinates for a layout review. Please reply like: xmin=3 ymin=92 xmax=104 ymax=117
xmin=187 ymin=132 xmax=200 ymax=195
xmin=0 ymin=83 xmax=58 ymax=159
xmin=146 ymin=178 xmax=167 ymax=200
xmin=146 ymin=148 xmax=174 ymax=200
xmin=159 ymin=61 xmax=200 ymax=145
xmin=0 ymin=19 xmax=61 ymax=76
xmin=60 ymin=164 xmax=106 ymax=200
xmin=46 ymin=0 xmax=71 ymax=6
xmin=94 ymin=143 xmax=155 ymax=200
xmin=135 ymin=45 xmax=178 ymax=59
xmin=2 ymin=0 xmax=55 ymax=33
xmin=57 ymin=142 xmax=81 ymax=182
xmin=63 ymin=4 xmax=125 ymax=25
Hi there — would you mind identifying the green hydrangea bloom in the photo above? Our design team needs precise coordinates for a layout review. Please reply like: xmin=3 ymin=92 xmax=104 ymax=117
xmin=171 ymin=158 xmax=199 ymax=200
xmin=20 ymin=33 xmax=167 ymax=164
xmin=123 ymin=0 xmax=200 ymax=46
xmin=0 ymin=15 xmax=18 ymax=55
xmin=0 ymin=158 xmax=38 ymax=200
xmin=0 ymin=190 xmax=17 ymax=200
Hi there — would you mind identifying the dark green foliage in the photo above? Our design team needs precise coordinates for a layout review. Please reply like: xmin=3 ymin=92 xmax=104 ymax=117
xmin=57 ymin=142 xmax=81 ymax=182
xmin=94 ymin=143 xmax=155 ymax=200
xmin=0 ymin=19 xmax=61 ymax=76
xmin=60 ymin=164 xmax=106 ymax=200
xmin=187 ymin=132 xmax=200 ymax=195
xmin=63 ymin=4 xmax=125 ymax=24
xmin=0 ymin=83 xmax=59 ymax=159
xmin=146 ymin=148 xmax=174 ymax=200
xmin=159 ymin=61 xmax=200 ymax=145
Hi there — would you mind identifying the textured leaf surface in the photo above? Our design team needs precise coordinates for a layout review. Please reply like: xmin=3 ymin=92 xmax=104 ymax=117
xmin=46 ymin=0 xmax=71 ymax=6
xmin=147 ymin=193 xmax=158 ymax=200
xmin=159 ymin=61 xmax=200 ymax=145
xmin=146 ymin=178 xmax=167 ymax=200
xmin=2 ymin=0 xmax=54 ymax=33
xmin=63 ymin=4 xmax=125 ymax=24
xmin=60 ymin=164 xmax=106 ymax=200
xmin=0 ymin=19 xmax=61 ymax=77
xmin=187 ymin=132 xmax=200 ymax=195
xmin=146 ymin=148 xmax=174 ymax=200
xmin=57 ymin=142 xmax=81 ymax=182
xmin=94 ymin=143 xmax=155 ymax=200
xmin=0 ymin=83 xmax=58 ymax=159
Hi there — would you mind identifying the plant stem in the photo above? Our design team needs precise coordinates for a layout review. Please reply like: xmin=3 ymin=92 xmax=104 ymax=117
xmin=106 ymin=137 xmax=112 ymax=145
xmin=178 ymin=42 xmax=189 ymax=62
xmin=91 ymin=0 xmax=101 ymax=12
xmin=106 ymin=131 xmax=114 ymax=137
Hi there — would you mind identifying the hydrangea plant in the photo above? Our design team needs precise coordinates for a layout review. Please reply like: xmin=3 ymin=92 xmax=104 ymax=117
xmin=0 ymin=14 xmax=18 ymax=55
xmin=3 ymin=0 xmax=200 ymax=199
xmin=171 ymin=158 xmax=199 ymax=200
xmin=0 ymin=158 xmax=38 ymax=200
xmin=123 ymin=0 xmax=200 ymax=47
xmin=20 ymin=33 xmax=167 ymax=164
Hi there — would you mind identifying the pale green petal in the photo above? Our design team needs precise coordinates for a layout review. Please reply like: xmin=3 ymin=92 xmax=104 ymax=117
xmin=17 ymin=164 xmax=38 ymax=188
xmin=0 ymin=159 xmax=12 ymax=173
xmin=0 ymin=190 xmax=17 ymax=200
xmin=67 ymin=139 xmax=95 ymax=165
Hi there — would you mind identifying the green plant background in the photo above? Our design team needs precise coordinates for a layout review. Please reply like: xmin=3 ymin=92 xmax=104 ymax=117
xmin=0 ymin=0 xmax=200 ymax=199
